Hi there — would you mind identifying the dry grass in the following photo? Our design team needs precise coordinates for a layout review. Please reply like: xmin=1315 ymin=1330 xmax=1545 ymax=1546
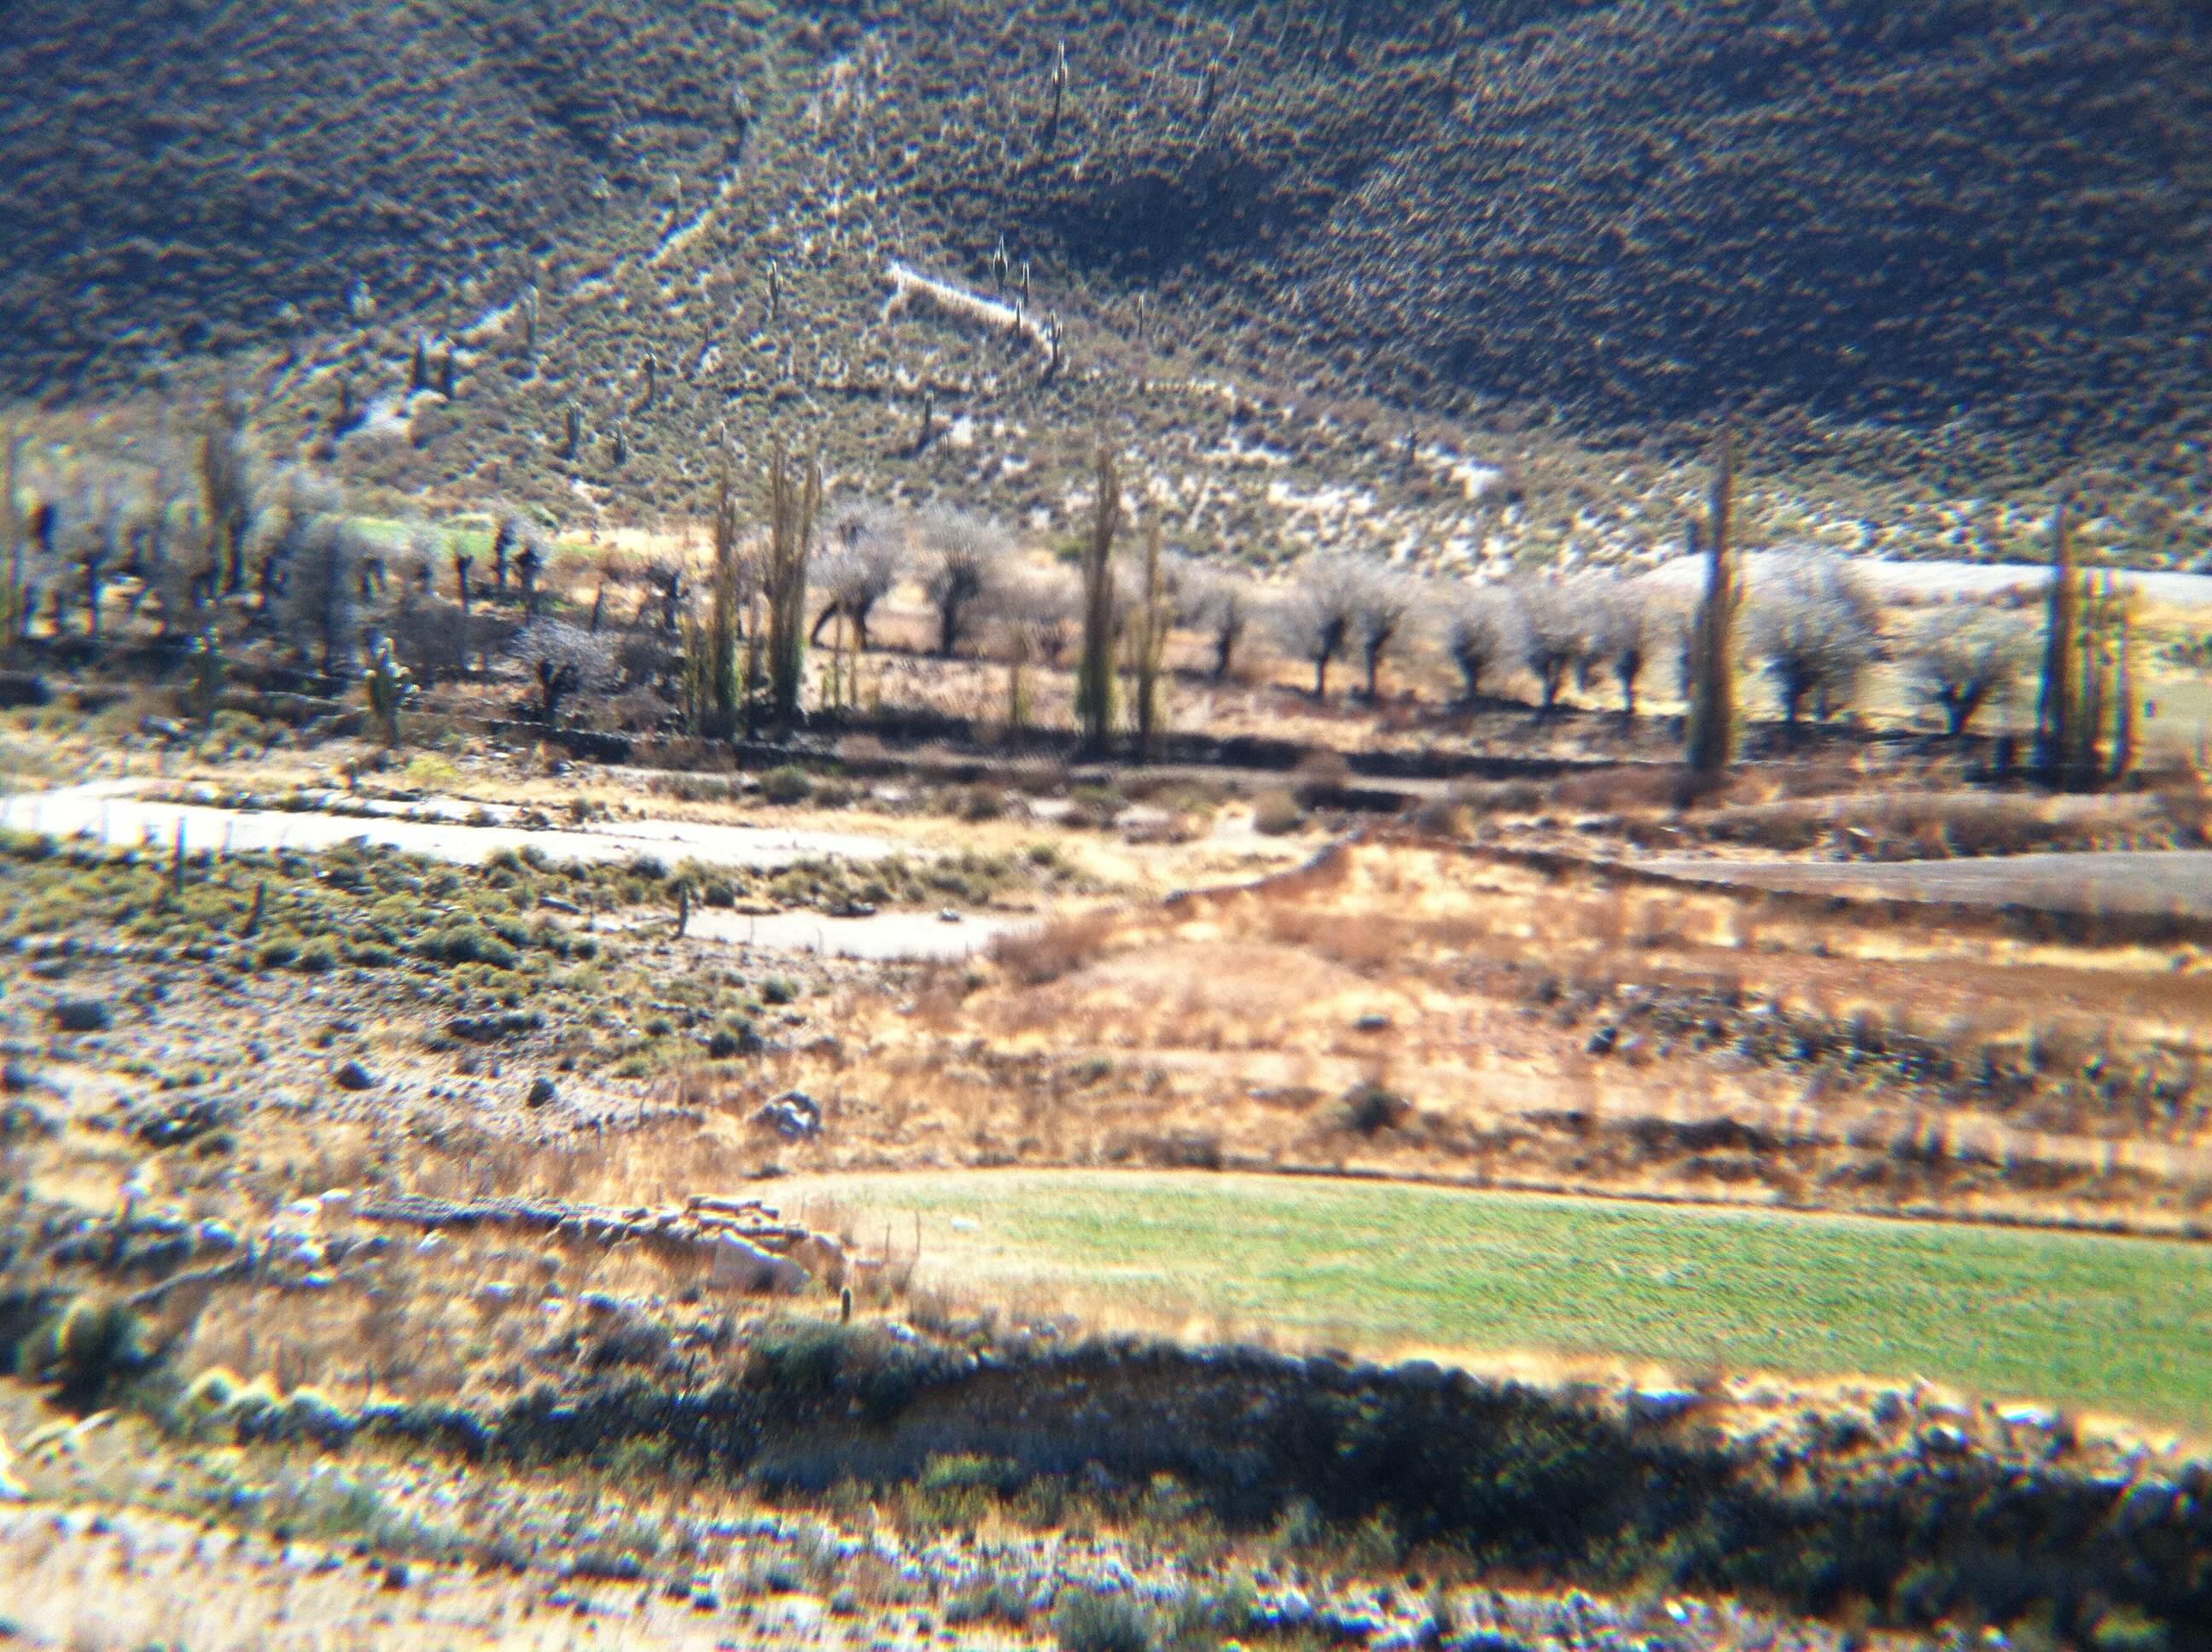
xmin=573 ymin=836 xmax=2212 ymax=1234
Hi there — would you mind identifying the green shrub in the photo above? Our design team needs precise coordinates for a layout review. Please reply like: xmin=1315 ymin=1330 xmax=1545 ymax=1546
xmin=297 ymin=934 xmax=341 ymax=974
xmin=420 ymin=925 xmax=520 ymax=969
xmin=20 ymin=1298 xmax=153 ymax=1411
xmin=922 ymin=1453 xmax=1024 ymax=1495
xmin=761 ymin=975 xmax=799 ymax=1005
xmin=2092 ymin=1608 xmax=2171 ymax=1652
xmin=763 ymin=765 xmax=814 ymax=805
xmin=1051 ymin=1588 xmax=1155 ymax=1652
xmin=256 ymin=934 xmax=301 ymax=969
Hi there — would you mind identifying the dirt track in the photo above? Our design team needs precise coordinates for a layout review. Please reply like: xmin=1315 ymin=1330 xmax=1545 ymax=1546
xmin=1639 ymin=850 xmax=2212 ymax=920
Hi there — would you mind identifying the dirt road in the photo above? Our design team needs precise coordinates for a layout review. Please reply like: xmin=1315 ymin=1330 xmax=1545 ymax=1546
xmin=1639 ymin=850 xmax=2212 ymax=919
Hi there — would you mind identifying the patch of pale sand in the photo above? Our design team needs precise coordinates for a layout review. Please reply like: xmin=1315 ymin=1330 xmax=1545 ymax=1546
xmin=0 ymin=781 xmax=904 ymax=870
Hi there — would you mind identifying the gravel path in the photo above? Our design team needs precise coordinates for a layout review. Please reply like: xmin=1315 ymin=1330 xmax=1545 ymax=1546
xmin=1638 ymin=849 xmax=2212 ymax=918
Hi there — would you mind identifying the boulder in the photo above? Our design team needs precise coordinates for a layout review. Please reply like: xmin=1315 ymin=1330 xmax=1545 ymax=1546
xmin=333 ymin=1060 xmax=376 ymax=1091
xmin=52 ymin=998 xmax=113 ymax=1033
xmin=708 ymin=1232 xmax=811 ymax=1294
xmin=753 ymin=1090 xmax=822 ymax=1141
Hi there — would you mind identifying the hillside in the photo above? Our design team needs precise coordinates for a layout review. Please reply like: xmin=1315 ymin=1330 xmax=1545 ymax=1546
xmin=3 ymin=0 xmax=2208 ymax=567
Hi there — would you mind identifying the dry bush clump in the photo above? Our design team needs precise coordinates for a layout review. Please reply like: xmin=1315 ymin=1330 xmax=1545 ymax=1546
xmin=988 ymin=908 xmax=1121 ymax=986
xmin=1686 ymin=790 xmax=2175 ymax=860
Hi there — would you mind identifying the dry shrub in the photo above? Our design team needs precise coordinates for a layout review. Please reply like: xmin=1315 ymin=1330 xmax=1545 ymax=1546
xmin=1292 ymin=748 xmax=1353 ymax=806
xmin=1253 ymin=788 xmax=1306 ymax=835
xmin=988 ymin=908 xmax=1119 ymax=986
xmin=2153 ymin=779 xmax=2212 ymax=845
xmin=1688 ymin=792 xmax=2132 ymax=859
xmin=1447 ymin=777 xmax=1547 ymax=817
xmin=1548 ymin=765 xmax=1683 ymax=816
xmin=1408 ymin=795 xmax=1470 ymax=836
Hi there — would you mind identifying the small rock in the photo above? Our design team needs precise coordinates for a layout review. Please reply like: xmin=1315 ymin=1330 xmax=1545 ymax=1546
xmin=752 ymin=1089 xmax=821 ymax=1141
xmin=525 ymin=1075 xmax=559 ymax=1108
xmin=52 ymin=998 xmax=113 ymax=1033
xmin=1625 ymin=1387 xmax=1703 ymax=1426
xmin=333 ymin=1060 xmax=376 ymax=1091
xmin=1353 ymin=1012 xmax=1392 ymax=1032
xmin=1918 ymin=1422 xmax=1969 ymax=1455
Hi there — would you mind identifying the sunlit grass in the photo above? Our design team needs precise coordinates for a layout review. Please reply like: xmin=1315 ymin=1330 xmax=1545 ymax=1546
xmin=803 ymin=1169 xmax=2212 ymax=1426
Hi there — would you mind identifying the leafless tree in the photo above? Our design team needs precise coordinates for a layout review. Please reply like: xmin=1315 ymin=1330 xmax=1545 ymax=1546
xmin=275 ymin=507 xmax=369 ymax=677
xmin=1272 ymin=556 xmax=1367 ymax=698
xmin=199 ymin=389 xmax=258 ymax=596
xmin=917 ymin=503 xmax=1010 ymax=656
xmin=1749 ymin=551 xmax=1883 ymax=728
xmin=1170 ymin=555 xmax=1255 ymax=680
xmin=1591 ymin=577 xmax=1659 ymax=716
xmin=387 ymin=593 xmax=472 ymax=684
xmin=1349 ymin=562 xmax=1419 ymax=700
xmin=1907 ymin=605 xmax=2029 ymax=737
xmin=1445 ymin=584 xmax=1515 ymax=703
xmin=247 ymin=466 xmax=345 ymax=617
xmin=1511 ymin=577 xmax=1592 ymax=713
xmin=509 ymin=620 xmax=616 ymax=724
xmin=812 ymin=502 xmax=905 ymax=649
xmin=997 ymin=563 xmax=1080 ymax=668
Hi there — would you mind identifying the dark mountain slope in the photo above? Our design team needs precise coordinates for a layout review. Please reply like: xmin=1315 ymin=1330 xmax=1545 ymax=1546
xmin=1 ymin=1 xmax=2206 ymax=557
xmin=0 ymin=0 xmax=731 ymax=391
xmin=905 ymin=0 xmax=2211 ymax=462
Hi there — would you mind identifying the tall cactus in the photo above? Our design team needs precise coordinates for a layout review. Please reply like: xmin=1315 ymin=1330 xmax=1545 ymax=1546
xmin=699 ymin=455 xmax=743 ymax=736
xmin=764 ymin=440 xmax=819 ymax=730
xmin=2 ymin=424 xmax=22 ymax=658
xmin=1683 ymin=433 xmax=1741 ymax=779
xmin=1076 ymin=442 xmax=1121 ymax=755
xmin=2034 ymin=494 xmax=2080 ymax=784
xmin=2034 ymin=495 xmax=2137 ymax=791
xmin=1129 ymin=509 xmax=1169 ymax=764
xmin=364 ymin=637 xmax=411 ymax=747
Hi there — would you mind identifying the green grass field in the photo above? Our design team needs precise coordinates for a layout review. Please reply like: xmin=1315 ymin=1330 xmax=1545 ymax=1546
xmin=795 ymin=1171 xmax=2212 ymax=1428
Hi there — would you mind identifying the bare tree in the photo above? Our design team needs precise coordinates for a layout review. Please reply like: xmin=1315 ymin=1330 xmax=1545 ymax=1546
xmin=1908 ymin=606 xmax=2029 ymax=737
xmin=997 ymin=563 xmax=1080 ymax=667
xmin=1592 ymin=578 xmax=1657 ymax=717
xmin=1349 ymin=562 xmax=1418 ymax=700
xmin=387 ymin=594 xmax=472 ymax=684
xmin=1445 ymin=584 xmax=1515 ymax=703
xmin=1749 ymin=551 xmax=1883 ymax=728
xmin=1511 ymin=577 xmax=1591 ymax=713
xmin=276 ymin=509 xmax=368 ymax=677
xmin=200 ymin=389 xmax=257 ymax=596
xmin=1172 ymin=555 xmax=1254 ymax=680
xmin=247 ymin=467 xmax=345 ymax=617
xmin=509 ymin=620 xmax=616 ymax=724
xmin=1272 ymin=555 xmax=1366 ymax=698
xmin=917 ymin=503 xmax=1010 ymax=656
xmin=812 ymin=502 xmax=905 ymax=649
